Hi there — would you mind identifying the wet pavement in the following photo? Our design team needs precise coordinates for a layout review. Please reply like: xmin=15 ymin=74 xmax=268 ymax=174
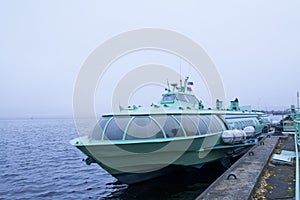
xmin=255 ymin=133 xmax=296 ymax=199
xmin=198 ymin=136 xmax=279 ymax=200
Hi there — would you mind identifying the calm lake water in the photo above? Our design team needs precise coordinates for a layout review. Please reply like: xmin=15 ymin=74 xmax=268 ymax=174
xmin=0 ymin=118 xmax=212 ymax=200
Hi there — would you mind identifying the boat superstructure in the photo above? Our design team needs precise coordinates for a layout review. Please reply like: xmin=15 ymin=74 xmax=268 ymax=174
xmin=275 ymin=105 xmax=300 ymax=132
xmin=71 ymin=77 xmax=270 ymax=184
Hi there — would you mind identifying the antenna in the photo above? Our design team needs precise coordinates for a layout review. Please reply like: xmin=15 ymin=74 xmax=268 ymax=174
xmin=297 ymin=91 xmax=299 ymax=109
xmin=188 ymin=63 xmax=191 ymax=77
xmin=166 ymin=79 xmax=170 ymax=91
xmin=179 ymin=61 xmax=182 ymax=91
xmin=179 ymin=61 xmax=182 ymax=79
xmin=179 ymin=79 xmax=182 ymax=92
xmin=183 ymin=76 xmax=189 ymax=93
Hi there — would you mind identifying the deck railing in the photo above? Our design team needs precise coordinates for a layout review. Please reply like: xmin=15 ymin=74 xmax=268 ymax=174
xmin=294 ymin=119 xmax=300 ymax=200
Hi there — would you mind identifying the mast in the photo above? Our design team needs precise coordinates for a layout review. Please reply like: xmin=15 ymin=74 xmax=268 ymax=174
xmin=183 ymin=76 xmax=189 ymax=93
xmin=166 ymin=79 xmax=170 ymax=91
xmin=297 ymin=91 xmax=299 ymax=109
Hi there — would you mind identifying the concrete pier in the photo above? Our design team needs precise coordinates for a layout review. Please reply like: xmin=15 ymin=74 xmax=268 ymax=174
xmin=197 ymin=136 xmax=279 ymax=200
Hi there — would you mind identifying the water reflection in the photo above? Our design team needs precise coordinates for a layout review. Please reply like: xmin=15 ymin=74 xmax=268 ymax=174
xmin=104 ymin=162 xmax=227 ymax=199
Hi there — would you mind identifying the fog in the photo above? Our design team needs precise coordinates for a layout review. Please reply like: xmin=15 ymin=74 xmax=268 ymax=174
xmin=1 ymin=0 xmax=300 ymax=118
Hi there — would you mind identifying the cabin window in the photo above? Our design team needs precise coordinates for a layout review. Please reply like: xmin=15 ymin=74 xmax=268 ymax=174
xmin=212 ymin=116 xmax=224 ymax=132
xmin=229 ymin=123 xmax=235 ymax=129
xmin=239 ymin=121 xmax=243 ymax=128
xmin=174 ymin=115 xmax=198 ymax=136
xmin=187 ymin=116 xmax=201 ymax=135
xmin=247 ymin=119 xmax=254 ymax=127
xmin=152 ymin=115 xmax=185 ymax=137
xmin=241 ymin=121 xmax=245 ymax=128
xmin=126 ymin=117 xmax=163 ymax=140
xmin=202 ymin=115 xmax=221 ymax=133
xmin=226 ymin=118 xmax=260 ymax=130
xmin=176 ymin=94 xmax=188 ymax=102
xmin=238 ymin=121 xmax=242 ymax=129
xmin=185 ymin=95 xmax=199 ymax=104
xmin=92 ymin=114 xmax=225 ymax=140
xmin=246 ymin=120 xmax=250 ymax=126
xmin=192 ymin=115 xmax=209 ymax=134
xmin=104 ymin=117 xmax=130 ymax=140
xmin=90 ymin=117 xmax=110 ymax=140
xmin=234 ymin=121 xmax=239 ymax=129
xmin=162 ymin=94 xmax=176 ymax=101
xmin=250 ymin=120 xmax=253 ymax=126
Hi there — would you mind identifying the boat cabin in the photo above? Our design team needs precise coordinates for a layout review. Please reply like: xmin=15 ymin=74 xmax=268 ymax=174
xmin=89 ymin=114 xmax=225 ymax=141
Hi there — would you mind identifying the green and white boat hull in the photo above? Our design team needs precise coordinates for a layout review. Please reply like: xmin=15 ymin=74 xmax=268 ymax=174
xmin=71 ymin=133 xmax=256 ymax=184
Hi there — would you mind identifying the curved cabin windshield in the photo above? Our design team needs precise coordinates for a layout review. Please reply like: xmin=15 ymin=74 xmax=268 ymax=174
xmin=89 ymin=114 xmax=225 ymax=141
xmin=161 ymin=93 xmax=200 ymax=104
xmin=162 ymin=94 xmax=176 ymax=101
xmin=185 ymin=95 xmax=199 ymax=104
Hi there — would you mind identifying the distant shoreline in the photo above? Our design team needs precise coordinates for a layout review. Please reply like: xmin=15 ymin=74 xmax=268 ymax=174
xmin=0 ymin=116 xmax=74 ymax=120
xmin=0 ymin=112 xmax=288 ymax=121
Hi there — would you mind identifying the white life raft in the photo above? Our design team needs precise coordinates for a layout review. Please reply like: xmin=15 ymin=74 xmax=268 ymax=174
xmin=222 ymin=129 xmax=247 ymax=144
xmin=243 ymin=126 xmax=256 ymax=138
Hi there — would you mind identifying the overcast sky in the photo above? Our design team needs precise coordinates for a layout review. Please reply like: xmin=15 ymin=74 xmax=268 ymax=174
xmin=1 ymin=1 xmax=300 ymax=118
